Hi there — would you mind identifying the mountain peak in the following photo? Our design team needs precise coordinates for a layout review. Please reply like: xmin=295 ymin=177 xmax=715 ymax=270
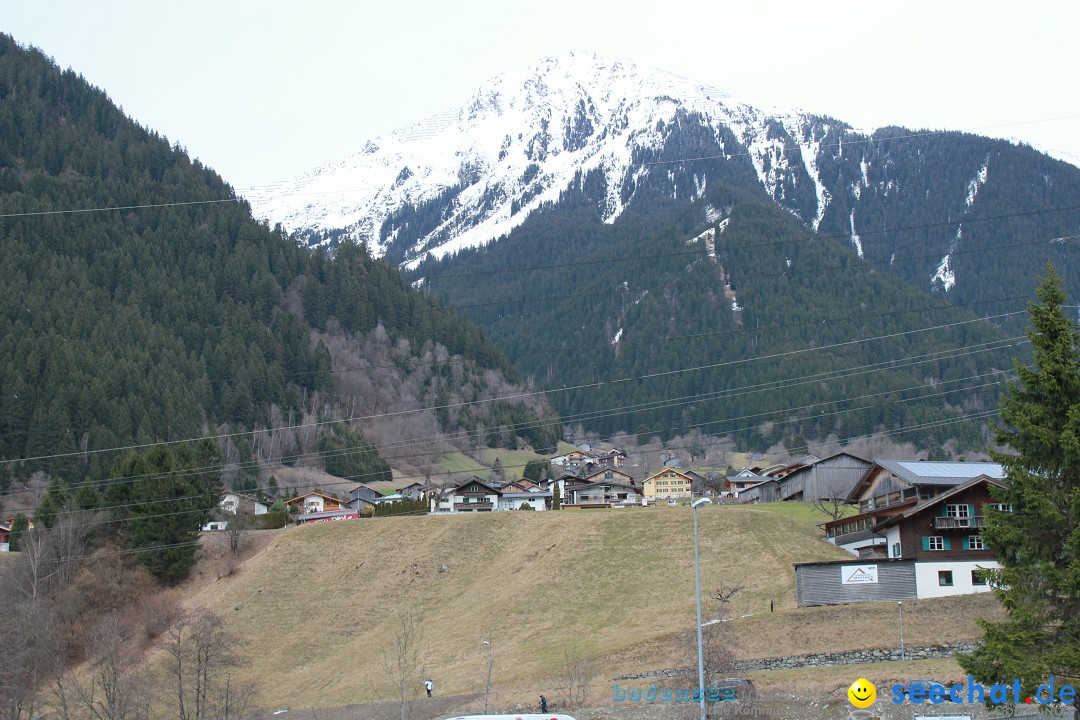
xmin=247 ymin=54 xmax=827 ymax=264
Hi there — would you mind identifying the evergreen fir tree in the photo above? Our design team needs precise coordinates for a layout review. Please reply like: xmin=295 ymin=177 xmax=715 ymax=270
xmin=114 ymin=441 xmax=221 ymax=585
xmin=8 ymin=513 xmax=28 ymax=552
xmin=957 ymin=268 xmax=1080 ymax=714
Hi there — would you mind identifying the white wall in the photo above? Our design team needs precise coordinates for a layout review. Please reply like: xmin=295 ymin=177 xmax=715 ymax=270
xmin=837 ymin=536 xmax=885 ymax=556
xmin=915 ymin=560 xmax=1000 ymax=599
xmin=885 ymin=526 xmax=902 ymax=558
xmin=498 ymin=495 xmax=547 ymax=511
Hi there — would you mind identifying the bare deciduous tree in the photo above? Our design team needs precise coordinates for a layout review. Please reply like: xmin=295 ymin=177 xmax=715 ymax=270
xmin=809 ymin=477 xmax=854 ymax=522
xmin=687 ymin=584 xmax=742 ymax=717
xmin=555 ymin=643 xmax=594 ymax=709
xmin=223 ymin=510 xmax=251 ymax=556
xmin=381 ymin=613 xmax=427 ymax=720
xmin=165 ymin=609 xmax=251 ymax=720
xmin=48 ymin=613 xmax=153 ymax=720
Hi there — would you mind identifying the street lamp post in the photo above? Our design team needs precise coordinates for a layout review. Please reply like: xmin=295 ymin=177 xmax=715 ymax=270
xmin=691 ymin=497 xmax=712 ymax=720
xmin=898 ymin=601 xmax=905 ymax=660
xmin=482 ymin=639 xmax=493 ymax=712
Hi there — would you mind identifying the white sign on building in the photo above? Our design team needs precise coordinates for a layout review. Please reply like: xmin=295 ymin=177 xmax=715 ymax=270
xmin=841 ymin=565 xmax=879 ymax=584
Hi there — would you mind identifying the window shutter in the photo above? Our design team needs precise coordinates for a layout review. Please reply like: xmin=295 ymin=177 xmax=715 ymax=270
xmin=962 ymin=536 xmax=970 ymax=550
xmin=969 ymin=504 xmax=976 ymax=518
xmin=922 ymin=536 xmax=930 ymax=551
xmin=941 ymin=505 xmax=948 ymax=517
xmin=943 ymin=537 xmax=952 ymax=551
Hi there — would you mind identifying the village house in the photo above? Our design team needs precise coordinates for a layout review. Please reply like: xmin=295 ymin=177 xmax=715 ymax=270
xmin=285 ymin=491 xmax=348 ymax=515
xmin=796 ymin=473 xmax=1006 ymax=606
xmin=430 ymin=477 xmax=501 ymax=513
xmin=822 ymin=459 xmax=1003 ymax=556
xmin=564 ymin=478 xmax=640 ymax=507
xmin=399 ymin=482 xmax=429 ymax=500
xmin=593 ymin=449 xmax=626 ymax=469
xmin=642 ymin=468 xmax=694 ymax=500
xmin=344 ymin=483 xmax=381 ymax=512
xmin=725 ymin=468 xmax=761 ymax=495
xmin=872 ymin=474 xmax=1004 ymax=597
xmin=220 ymin=490 xmax=270 ymax=516
xmin=496 ymin=484 xmax=550 ymax=511
xmin=778 ymin=451 xmax=871 ymax=502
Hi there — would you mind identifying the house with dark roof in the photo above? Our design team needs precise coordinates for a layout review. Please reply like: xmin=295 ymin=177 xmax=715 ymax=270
xmin=564 ymin=478 xmax=640 ymax=507
xmin=873 ymin=474 xmax=1004 ymax=598
xmin=778 ymin=451 xmax=871 ymax=501
xmin=430 ymin=477 xmax=504 ymax=513
xmin=823 ymin=459 xmax=1003 ymax=556
xmin=797 ymin=473 xmax=1006 ymax=605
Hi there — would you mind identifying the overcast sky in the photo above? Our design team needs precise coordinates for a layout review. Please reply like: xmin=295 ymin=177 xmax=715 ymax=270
xmin=6 ymin=0 xmax=1079 ymax=189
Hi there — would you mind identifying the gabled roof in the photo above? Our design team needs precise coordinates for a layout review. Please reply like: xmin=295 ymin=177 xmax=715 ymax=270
xmin=345 ymin=482 xmax=380 ymax=495
xmin=583 ymin=468 xmax=634 ymax=483
xmin=644 ymin=468 xmax=695 ymax=483
xmin=221 ymin=489 xmax=267 ymax=505
xmin=451 ymin=477 xmax=502 ymax=495
xmin=875 ymin=475 xmax=1007 ymax=530
xmin=847 ymin=459 xmax=1004 ymax=501
xmin=285 ymin=491 xmax=343 ymax=505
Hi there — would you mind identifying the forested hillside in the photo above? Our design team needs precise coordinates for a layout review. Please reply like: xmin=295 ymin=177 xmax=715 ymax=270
xmin=0 ymin=35 xmax=558 ymax=502
xmin=411 ymin=175 xmax=1023 ymax=451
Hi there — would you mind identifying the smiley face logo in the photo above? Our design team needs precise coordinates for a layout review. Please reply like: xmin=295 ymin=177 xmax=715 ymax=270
xmin=847 ymin=678 xmax=876 ymax=708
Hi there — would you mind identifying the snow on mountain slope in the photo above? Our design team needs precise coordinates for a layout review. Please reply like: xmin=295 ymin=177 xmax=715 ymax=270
xmin=246 ymin=52 xmax=838 ymax=266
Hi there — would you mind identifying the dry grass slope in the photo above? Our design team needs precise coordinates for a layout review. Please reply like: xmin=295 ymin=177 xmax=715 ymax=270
xmin=195 ymin=504 xmax=1004 ymax=709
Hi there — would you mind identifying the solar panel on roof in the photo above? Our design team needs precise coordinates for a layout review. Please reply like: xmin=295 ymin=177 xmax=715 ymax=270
xmin=894 ymin=461 xmax=1003 ymax=478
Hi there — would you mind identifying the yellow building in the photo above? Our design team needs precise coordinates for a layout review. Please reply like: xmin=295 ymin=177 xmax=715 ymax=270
xmin=642 ymin=469 xmax=694 ymax=499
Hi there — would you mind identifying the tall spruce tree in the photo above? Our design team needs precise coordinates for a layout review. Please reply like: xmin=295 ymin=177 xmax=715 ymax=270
xmin=958 ymin=267 xmax=1080 ymax=713
xmin=112 ymin=441 xmax=221 ymax=585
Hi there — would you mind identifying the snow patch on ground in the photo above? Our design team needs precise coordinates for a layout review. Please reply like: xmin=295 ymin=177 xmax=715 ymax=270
xmin=965 ymin=157 xmax=990 ymax=208
xmin=849 ymin=210 xmax=863 ymax=258
xmin=932 ymin=254 xmax=956 ymax=292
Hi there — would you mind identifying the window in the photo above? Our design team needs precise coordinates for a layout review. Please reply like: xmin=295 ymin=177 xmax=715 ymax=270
xmin=945 ymin=504 xmax=971 ymax=518
xmin=927 ymin=536 xmax=945 ymax=551
xmin=987 ymin=503 xmax=1014 ymax=513
xmin=971 ymin=569 xmax=987 ymax=585
xmin=968 ymin=535 xmax=985 ymax=550
xmin=938 ymin=570 xmax=954 ymax=586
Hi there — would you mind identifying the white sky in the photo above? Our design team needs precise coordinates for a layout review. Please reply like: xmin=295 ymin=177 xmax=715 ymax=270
xmin=6 ymin=0 xmax=1079 ymax=189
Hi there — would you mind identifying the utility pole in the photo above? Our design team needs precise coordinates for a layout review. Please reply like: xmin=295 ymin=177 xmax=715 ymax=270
xmin=482 ymin=638 xmax=494 ymax=713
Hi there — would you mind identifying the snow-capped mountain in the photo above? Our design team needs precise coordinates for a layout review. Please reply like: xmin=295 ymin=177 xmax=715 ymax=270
xmin=249 ymin=51 xmax=1080 ymax=301
xmin=248 ymin=52 xmax=838 ymax=267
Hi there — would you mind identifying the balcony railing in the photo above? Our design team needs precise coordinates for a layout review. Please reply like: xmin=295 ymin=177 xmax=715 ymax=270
xmin=454 ymin=501 xmax=493 ymax=511
xmin=932 ymin=515 xmax=985 ymax=529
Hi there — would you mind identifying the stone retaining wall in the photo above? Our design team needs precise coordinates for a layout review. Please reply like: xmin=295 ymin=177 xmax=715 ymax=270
xmin=613 ymin=643 xmax=974 ymax=680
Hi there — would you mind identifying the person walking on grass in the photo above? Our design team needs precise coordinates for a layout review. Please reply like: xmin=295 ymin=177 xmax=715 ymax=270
xmin=539 ymin=694 xmax=547 ymax=713
xmin=425 ymin=679 xmax=433 ymax=697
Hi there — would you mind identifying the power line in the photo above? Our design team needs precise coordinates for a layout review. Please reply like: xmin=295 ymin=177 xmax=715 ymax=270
xmin=8 ymin=341 xmax=1022 ymax=518
xmin=0 ymin=310 xmax=1024 ymax=467
xmin=23 ymin=366 xmax=1014 ymax=528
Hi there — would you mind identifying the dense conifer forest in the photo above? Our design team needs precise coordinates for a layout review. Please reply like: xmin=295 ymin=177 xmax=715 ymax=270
xmin=0 ymin=35 xmax=559 ymax=502
xmin=412 ymin=174 xmax=1024 ymax=451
